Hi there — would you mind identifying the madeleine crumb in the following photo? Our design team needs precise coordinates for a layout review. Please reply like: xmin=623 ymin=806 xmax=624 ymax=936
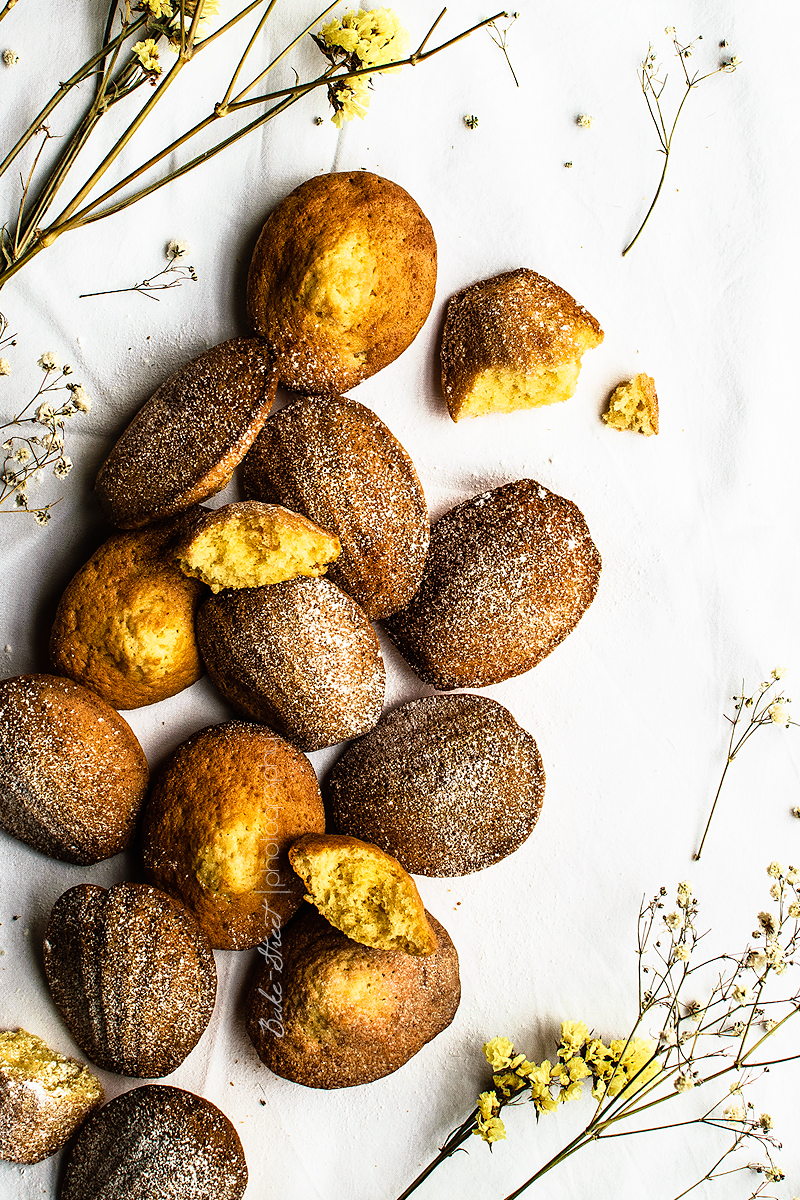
xmin=602 ymin=373 xmax=659 ymax=436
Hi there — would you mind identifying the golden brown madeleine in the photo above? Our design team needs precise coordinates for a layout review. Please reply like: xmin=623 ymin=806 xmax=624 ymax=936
xmin=172 ymin=499 xmax=341 ymax=593
xmin=329 ymin=694 xmax=545 ymax=876
xmin=60 ymin=1086 xmax=248 ymax=1200
xmin=245 ymin=907 xmax=460 ymax=1089
xmin=242 ymin=393 xmax=429 ymax=619
xmin=441 ymin=268 xmax=603 ymax=421
xmin=95 ymin=337 xmax=277 ymax=528
xmin=0 ymin=674 xmax=149 ymax=864
xmin=43 ymin=883 xmax=217 ymax=1079
xmin=142 ymin=722 xmax=325 ymax=950
xmin=246 ymin=171 xmax=437 ymax=394
xmin=196 ymin=577 xmax=386 ymax=751
xmin=383 ymin=479 xmax=601 ymax=689
xmin=50 ymin=512 xmax=205 ymax=710
xmin=289 ymin=833 xmax=437 ymax=955
xmin=0 ymin=1030 xmax=103 ymax=1164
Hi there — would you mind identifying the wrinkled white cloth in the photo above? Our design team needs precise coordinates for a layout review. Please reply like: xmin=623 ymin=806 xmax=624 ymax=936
xmin=1 ymin=2 xmax=799 ymax=1197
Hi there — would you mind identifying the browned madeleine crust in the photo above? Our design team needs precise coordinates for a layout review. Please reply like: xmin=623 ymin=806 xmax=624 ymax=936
xmin=0 ymin=674 xmax=149 ymax=864
xmin=95 ymin=337 xmax=277 ymax=528
xmin=196 ymin=578 xmax=385 ymax=751
xmin=289 ymin=833 xmax=437 ymax=955
xmin=242 ymin=393 xmax=429 ymax=619
xmin=142 ymin=722 xmax=325 ymax=950
xmin=0 ymin=1029 xmax=103 ymax=1165
xmin=60 ymin=1085 xmax=248 ymax=1200
xmin=383 ymin=479 xmax=601 ymax=689
xmin=245 ymin=907 xmax=460 ymax=1089
xmin=441 ymin=268 xmax=604 ymax=421
xmin=329 ymin=694 xmax=545 ymax=876
xmin=172 ymin=499 xmax=341 ymax=593
xmin=50 ymin=511 xmax=205 ymax=710
xmin=43 ymin=883 xmax=217 ymax=1078
xmin=246 ymin=171 xmax=437 ymax=395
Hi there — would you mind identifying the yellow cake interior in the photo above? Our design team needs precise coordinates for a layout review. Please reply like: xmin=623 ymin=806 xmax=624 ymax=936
xmin=602 ymin=373 xmax=659 ymax=436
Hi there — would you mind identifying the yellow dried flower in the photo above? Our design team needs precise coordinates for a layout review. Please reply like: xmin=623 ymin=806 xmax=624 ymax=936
xmin=483 ymin=1037 xmax=516 ymax=1071
xmin=143 ymin=0 xmax=172 ymax=17
xmin=474 ymin=1114 xmax=506 ymax=1143
xmin=318 ymin=7 xmax=409 ymax=125
xmin=558 ymin=1020 xmax=589 ymax=1060
xmin=476 ymin=1091 xmax=499 ymax=1121
xmin=133 ymin=38 xmax=161 ymax=72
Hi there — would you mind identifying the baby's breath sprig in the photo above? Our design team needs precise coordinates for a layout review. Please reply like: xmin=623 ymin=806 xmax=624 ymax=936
xmin=487 ymin=10 xmax=519 ymax=88
xmin=622 ymin=29 xmax=740 ymax=257
xmin=79 ymin=238 xmax=197 ymax=301
xmin=694 ymin=670 xmax=795 ymax=861
xmin=395 ymin=871 xmax=800 ymax=1200
xmin=0 ymin=350 xmax=91 ymax=525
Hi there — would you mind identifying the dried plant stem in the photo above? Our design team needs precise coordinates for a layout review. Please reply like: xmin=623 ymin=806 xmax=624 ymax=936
xmin=0 ymin=5 xmax=506 ymax=292
xmin=0 ymin=0 xmax=19 ymax=25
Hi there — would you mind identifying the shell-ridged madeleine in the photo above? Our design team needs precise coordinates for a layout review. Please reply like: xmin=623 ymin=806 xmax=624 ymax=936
xmin=50 ymin=512 xmax=205 ymax=710
xmin=60 ymin=1086 xmax=248 ymax=1200
xmin=95 ymin=337 xmax=277 ymax=529
xmin=142 ymin=722 xmax=326 ymax=950
xmin=242 ymin=393 xmax=429 ymax=620
xmin=329 ymin=694 xmax=545 ymax=877
xmin=43 ymin=883 xmax=217 ymax=1078
xmin=0 ymin=674 xmax=149 ymax=864
xmin=197 ymin=577 xmax=385 ymax=751
xmin=383 ymin=479 xmax=601 ymax=689
xmin=247 ymin=171 xmax=437 ymax=395
xmin=245 ymin=907 xmax=460 ymax=1089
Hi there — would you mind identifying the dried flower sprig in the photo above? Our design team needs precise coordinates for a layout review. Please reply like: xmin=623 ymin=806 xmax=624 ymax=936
xmin=487 ymin=10 xmax=519 ymax=88
xmin=695 ymin=670 xmax=795 ymax=860
xmin=395 ymin=870 xmax=800 ymax=1200
xmin=1 ymin=349 xmax=91 ymax=524
xmin=0 ymin=3 xmax=508 ymax=292
xmin=79 ymin=238 xmax=197 ymax=300
xmin=622 ymin=30 xmax=740 ymax=257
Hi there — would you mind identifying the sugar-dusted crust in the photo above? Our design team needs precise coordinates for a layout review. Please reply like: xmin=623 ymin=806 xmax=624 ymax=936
xmin=383 ymin=479 xmax=601 ymax=689
xmin=43 ymin=883 xmax=217 ymax=1078
xmin=50 ymin=511 xmax=205 ymax=710
xmin=242 ymin=393 xmax=429 ymax=619
xmin=247 ymin=171 xmax=437 ymax=395
xmin=245 ymin=907 xmax=460 ymax=1089
xmin=0 ymin=674 xmax=149 ymax=864
xmin=95 ymin=337 xmax=277 ymax=528
xmin=0 ymin=1029 xmax=103 ymax=1164
xmin=142 ymin=721 xmax=326 ymax=950
xmin=603 ymin=372 xmax=659 ymax=435
xmin=60 ymin=1085 xmax=248 ymax=1200
xmin=172 ymin=499 xmax=341 ymax=593
xmin=441 ymin=268 xmax=604 ymax=421
xmin=329 ymin=694 xmax=545 ymax=876
xmin=288 ymin=832 xmax=437 ymax=955
xmin=197 ymin=577 xmax=386 ymax=751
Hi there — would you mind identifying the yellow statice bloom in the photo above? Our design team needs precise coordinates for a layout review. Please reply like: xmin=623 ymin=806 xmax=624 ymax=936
xmin=477 ymin=1091 xmax=500 ymax=1121
xmin=132 ymin=38 xmax=161 ymax=71
xmin=483 ymin=1037 xmax=516 ymax=1070
xmin=330 ymin=76 xmax=371 ymax=128
xmin=319 ymin=7 xmax=409 ymax=71
xmin=585 ymin=1038 xmax=616 ymax=1077
xmin=606 ymin=1038 xmax=661 ymax=1099
xmin=567 ymin=1057 xmax=592 ymax=1082
xmin=558 ymin=1020 xmax=589 ymax=1061
xmin=143 ymin=0 xmax=172 ymax=17
xmin=474 ymin=1115 xmax=507 ymax=1143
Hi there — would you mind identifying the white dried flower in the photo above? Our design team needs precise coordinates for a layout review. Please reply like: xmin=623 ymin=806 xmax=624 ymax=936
xmin=35 ymin=401 xmax=55 ymax=421
xmin=673 ymin=944 xmax=691 ymax=962
xmin=68 ymin=384 xmax=91 ymax=412
xmin=13 ymin=446 xmax=30 ymax=462
xmin=33 ymin=508 xmax=50 ymax=526
xmin=772 ymin=667 xmax=786 ymax=680
xmin=52 ymin=456 xmax=72 ymax=479
xmin=770 ymin=882 xmax=781 ymax=901
xmin=732 ymin=984 xmax=752 ymax=1004
xmin=664 ymin=911 xmax=681 ymax=930
xmin=762 ymin=1018 xmax=777 ymax=1032
xmin=769 ymin=701 xmax=790 ymax=726
xmin=788 ymin=902 xmax=800 ymax=919
xmin=37 ymin=351 xmax=61 ymax=372
xmin=747 ymin=951 xmax=768 ymax=973
xmin=722 ymin=1101 xmax=745 ymax=1121
xmin=677 ymin=881 xmax=693 ymax=907
xmin=576 ymin=113 xmax=593 ymax=129
xmin=759 ymin=1113 xmax=773 ymax=1131
xmin=0 ymin=358 xmax=11 ymax=375
xmin=167 ymin=239 xmax=191 ymax=260
xmin=792 ymin=807 xmax=800 ymax=819
xmin=767 ymin=862 xmax=784 ymax=878
xmin=674 ymin=1072 xmax=695 ymax=1092
xmin=2 ymin=48 xmax=19 ymax=67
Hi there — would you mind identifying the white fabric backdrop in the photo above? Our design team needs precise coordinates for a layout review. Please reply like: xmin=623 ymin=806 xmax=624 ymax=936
xmin=1 ymin=1 xmax=800 ymax=1197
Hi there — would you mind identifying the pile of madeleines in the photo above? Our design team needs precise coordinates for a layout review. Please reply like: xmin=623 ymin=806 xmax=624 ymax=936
xmin=0 ymin=170 xmax=610 ymax=1196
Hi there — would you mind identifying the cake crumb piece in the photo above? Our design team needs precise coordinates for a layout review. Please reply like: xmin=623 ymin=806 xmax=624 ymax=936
xmin=602 ymin=373 xmax=659 ymax=436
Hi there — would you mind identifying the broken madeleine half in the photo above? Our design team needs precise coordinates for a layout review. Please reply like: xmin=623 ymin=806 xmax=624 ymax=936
xmin=288 ymin=833 xmax=437 ymax=956
xmin=441 ymin=268 xmax=603 ymax=422
xmin=173 ymin=501 xmax=341 ymax=593
xmin=602 ymin=373 xmax=659 ymax=436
